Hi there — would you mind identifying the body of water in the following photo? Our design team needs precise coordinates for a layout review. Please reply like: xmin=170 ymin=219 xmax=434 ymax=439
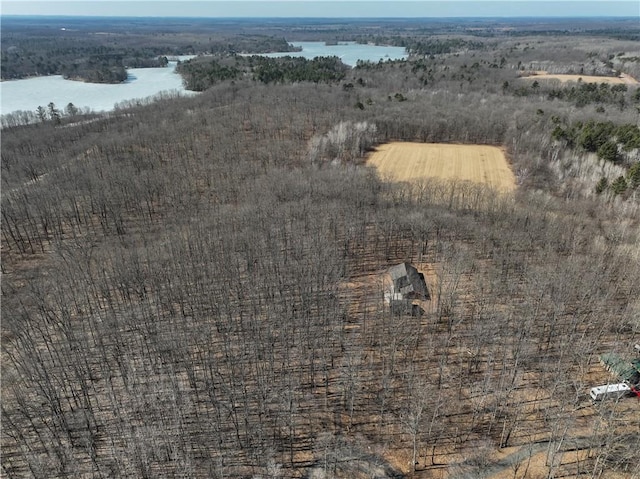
xmin=252 ymin=41 xmax=408 ymax=66
xmin=1 ymin=43 xmax=407 ymax=117
xmin=0 ymin=60 xmax=194 ymax=117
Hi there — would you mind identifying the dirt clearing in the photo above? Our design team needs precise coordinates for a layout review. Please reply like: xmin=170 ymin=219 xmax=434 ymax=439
xmin=519 ymin=71 xmax=638 ymax=85
xmin=367 ymin=142 xmax=516 ymax=193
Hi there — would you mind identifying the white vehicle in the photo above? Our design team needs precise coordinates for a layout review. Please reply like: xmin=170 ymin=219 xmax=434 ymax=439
xmin=590 ymin=383 xmax=631 ymax=401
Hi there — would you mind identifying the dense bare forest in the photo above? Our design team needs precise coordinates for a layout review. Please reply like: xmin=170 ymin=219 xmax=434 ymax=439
xmin=2 ymin=16 xmax=640 ymax=479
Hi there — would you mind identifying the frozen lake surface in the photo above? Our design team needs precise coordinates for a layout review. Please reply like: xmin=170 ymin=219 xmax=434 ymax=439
xmin=1 ymin=61 xmax=193 ymax=116
xmin=251 ymin=41 xmax=408 ymax=66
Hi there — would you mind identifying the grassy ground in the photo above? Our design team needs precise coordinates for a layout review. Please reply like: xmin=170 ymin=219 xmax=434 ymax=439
xmin=367 ymin=142 xmax=516 ymax=193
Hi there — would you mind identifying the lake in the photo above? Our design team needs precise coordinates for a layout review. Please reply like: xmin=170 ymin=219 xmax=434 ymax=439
xmin=249 ymin=41 xmax=408 ymax=66
xmin=1 ymin=43 xmax=408 ymax=117
xmin=0 ymin=60 xmax=194 ymax=117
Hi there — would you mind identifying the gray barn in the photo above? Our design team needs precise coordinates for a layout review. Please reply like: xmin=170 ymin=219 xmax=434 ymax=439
xmin=388 ymin=262 xmax=429 ymax=300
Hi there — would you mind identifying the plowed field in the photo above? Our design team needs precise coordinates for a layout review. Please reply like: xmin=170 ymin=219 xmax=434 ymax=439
xmin=367 ymin=142 xmax=516 ymax=192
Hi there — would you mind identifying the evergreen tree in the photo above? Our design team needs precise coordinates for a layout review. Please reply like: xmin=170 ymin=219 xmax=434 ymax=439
xmin=597 ymin=140 xmax=619 ymax=163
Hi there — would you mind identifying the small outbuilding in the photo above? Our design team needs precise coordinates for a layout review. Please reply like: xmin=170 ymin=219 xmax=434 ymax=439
xmin=589 ymin=383 xmax=631 ymax=401
xmin=388 ymin=299 xmax=425 ymax=317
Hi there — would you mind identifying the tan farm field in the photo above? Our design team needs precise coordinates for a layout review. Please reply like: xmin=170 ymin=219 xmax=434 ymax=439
xmin=520 ymin=70 xmax=639 ymax=85
xmin=367 ymin=142 xmax=516 ymax=192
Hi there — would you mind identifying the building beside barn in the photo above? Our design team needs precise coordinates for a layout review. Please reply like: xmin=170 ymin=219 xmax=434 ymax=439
xmin=389 ymin=299 xmax=425 ymax=317
xmin=589 ymin=383 xmax=631 ymax=401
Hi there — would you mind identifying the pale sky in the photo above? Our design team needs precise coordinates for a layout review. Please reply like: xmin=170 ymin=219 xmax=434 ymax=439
xmin=1 ymin=1 xmax=639 ymax=18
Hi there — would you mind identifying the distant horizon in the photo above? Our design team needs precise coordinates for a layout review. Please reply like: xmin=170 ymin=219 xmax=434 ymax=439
xmin=2 ymin=1 xmax=639 ymax=18
xmin=3 ymin=14 xmax=640 ymax=19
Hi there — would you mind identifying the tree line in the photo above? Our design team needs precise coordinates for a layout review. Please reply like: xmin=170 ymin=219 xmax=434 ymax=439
xmin=177 ymin=55 xmax=349 ymax=91
xmin=1 ymin=44 xmax=167 ymax=82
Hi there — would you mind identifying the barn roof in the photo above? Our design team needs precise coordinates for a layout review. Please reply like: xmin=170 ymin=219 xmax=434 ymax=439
xmin=600 ymin=353 xmax=640 ymax=384
xmin=388 ymin=262 xmax=429 ymax=300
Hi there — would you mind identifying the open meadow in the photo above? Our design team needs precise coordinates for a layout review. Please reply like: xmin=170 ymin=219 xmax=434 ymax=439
xmin=367 ymin=142 xmax=516 ymax=192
